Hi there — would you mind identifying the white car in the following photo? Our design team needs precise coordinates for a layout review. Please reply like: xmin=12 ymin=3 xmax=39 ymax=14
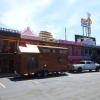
xmin=70 ymin=60 xmax=100 ymax=72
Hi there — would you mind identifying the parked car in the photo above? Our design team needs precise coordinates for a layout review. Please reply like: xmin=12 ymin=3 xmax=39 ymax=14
xmin=69 ymin=60 xmax=100 ymax=72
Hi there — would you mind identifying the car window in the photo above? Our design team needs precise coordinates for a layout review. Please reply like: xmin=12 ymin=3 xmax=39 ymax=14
xmin=86 ymin=62 xmax=91 ymax=64
xmin=91 ymin=61 xmax=94 ymax=64
xmin=80 ymin=62 xmax=85 ymax=64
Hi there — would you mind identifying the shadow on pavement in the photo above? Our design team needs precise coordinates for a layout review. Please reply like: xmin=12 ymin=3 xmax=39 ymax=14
xmin=68 ymin=70 xmax=98 ymax=74
xmin=9 ymin=73 xmax=68 ymax=81
xmin=0 ymin=73 xmax=17 ymax=78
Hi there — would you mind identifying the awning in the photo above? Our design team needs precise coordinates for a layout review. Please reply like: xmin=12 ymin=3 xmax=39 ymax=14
xmin=19 ymin=44 xmax=40 ymax=53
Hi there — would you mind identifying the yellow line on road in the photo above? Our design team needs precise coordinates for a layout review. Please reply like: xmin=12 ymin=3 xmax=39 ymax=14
xmin=0 ymin=82 xmax=6 ymax=88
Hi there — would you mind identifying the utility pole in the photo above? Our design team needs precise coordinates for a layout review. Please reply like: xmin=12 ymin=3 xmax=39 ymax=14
xmin=87 ymin=13 xmax=92 ymax=37
xmin=65 ymin=27 xmax=67 ymax=40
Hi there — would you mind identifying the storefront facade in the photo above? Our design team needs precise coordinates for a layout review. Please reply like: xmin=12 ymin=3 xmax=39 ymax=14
xmin=0 ymin=28 xmax=20 ymax=74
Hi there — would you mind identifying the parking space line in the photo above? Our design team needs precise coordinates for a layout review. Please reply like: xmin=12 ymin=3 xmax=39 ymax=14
xmin=0 ymin=82 xmax=6 ymax=88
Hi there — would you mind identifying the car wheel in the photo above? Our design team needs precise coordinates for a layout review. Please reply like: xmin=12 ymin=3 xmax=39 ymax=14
xmin=95 ymin=67 xmax=100 ymax=72
xmin=77 ymin=67 xmax=82 ymax=73
xmin=69 ymin=70 xmax=74 ymax=73
xmin=89 ymin=69 xmax=92 ymax=72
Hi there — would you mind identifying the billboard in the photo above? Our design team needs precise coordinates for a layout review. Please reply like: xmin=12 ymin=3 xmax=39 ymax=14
xmin=81 ymin=18 xmax=88 ymax=27
xmin=75 ymin=35 xmax=96 ymax=46
xmin=81 ymin=18 xmax=92 ymax=27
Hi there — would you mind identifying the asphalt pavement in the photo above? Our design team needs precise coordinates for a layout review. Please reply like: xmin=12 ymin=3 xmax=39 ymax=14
xmin=0 ymin=72 xmax=100 ymax=100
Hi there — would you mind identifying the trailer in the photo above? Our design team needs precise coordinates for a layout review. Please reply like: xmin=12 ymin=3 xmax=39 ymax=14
xmin=15 ymin=44 xmax=69 ymax=77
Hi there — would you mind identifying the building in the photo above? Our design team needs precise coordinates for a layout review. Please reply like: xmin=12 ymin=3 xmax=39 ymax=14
xmin=19 ymin=27 xmax=100 ymax=64
xmin=39 ymin=31 xmax=56 ymax=42
xmin=0 ymin=28 xmax=20 ymax=74
xmin=0 ymin=27 xmax=100 ymax=75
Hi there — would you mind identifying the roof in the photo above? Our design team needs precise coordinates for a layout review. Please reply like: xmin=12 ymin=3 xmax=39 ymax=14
xmin=20 ymin=27 xmax=40 ymax=40
xmin=58 ymin=40 xmax=83 ymax=46
xmin=0 ymin=27 xmax=20 ymax=38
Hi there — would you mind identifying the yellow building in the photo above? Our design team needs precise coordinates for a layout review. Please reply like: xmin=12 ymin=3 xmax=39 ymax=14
xmin=39 ymin=31 xmax=55 ymax=42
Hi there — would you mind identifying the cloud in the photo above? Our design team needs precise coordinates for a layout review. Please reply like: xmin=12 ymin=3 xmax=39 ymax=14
xmin=67 ymin=0 xmax=79 ymax=5
xmin=0 ymin=0 xmax=53 ymax=30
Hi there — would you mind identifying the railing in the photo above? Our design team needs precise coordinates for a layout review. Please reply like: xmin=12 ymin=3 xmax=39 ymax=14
xmin=0 ymin=27 xmax=20 ymax=33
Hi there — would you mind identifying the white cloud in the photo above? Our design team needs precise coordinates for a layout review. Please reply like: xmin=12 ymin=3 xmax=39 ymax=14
xmin=67 ymin=0 xmax=79 ymax=5
xmin=0 ymin=0 xmax=53 ymax=30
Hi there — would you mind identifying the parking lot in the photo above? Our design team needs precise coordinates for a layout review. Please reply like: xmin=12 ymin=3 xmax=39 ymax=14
xmin=0 ymin=72 xmax=100 ymax=100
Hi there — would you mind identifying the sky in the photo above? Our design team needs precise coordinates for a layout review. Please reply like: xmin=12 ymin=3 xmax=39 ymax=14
xmin=0 ymin=0 xmax=100 ymax=45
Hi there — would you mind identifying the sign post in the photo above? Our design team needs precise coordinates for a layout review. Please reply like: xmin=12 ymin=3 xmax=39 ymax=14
xmin=81 ymin=13 xmax=92 ymax=37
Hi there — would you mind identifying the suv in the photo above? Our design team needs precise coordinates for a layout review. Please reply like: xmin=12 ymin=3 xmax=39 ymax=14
xmin=70 ymin=60 xmax=100 ymax=72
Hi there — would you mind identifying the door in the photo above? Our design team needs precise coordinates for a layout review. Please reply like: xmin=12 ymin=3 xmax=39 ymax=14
xmin=27 ymin=55 xmax=38 ymax=74
xmin=0 ymin=54 xmax=14 ymax=74
xmin=85 ymin=61 xmax=93 ymax=70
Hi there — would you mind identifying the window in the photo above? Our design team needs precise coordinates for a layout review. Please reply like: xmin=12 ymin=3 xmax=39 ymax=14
xmin=57 ymin=56 xmax=63 ymax=64
xmin=68 ymin=47 xmax=72 ymax=56
xmin=85 ymin=49 xmax=89 ymax=56
xmin=2 ymin=40 xmax=10 ymax=53
xmin=0 ymin=40 xmax=3 ymax=52
xmin=55 ymin=49 xmax=60 ymax=54
xmin=0 ymin=39 xmax=17 ymax=53
xmin=55 ymin=49 xmax=67 ymax=54
xmin=52 ymin=49 xmax=56 ymax=53
xmin=79 ymin=62 xmax=85 ymax=64
xmin=86 ymin=62 xmax=91 ymax=64
xmin=59 ymin=50 xmax=67 ymax=54
xmin=40 ymin=48 xmax=51 ymax=53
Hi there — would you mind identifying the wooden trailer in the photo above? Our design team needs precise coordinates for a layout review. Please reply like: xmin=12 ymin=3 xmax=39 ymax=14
xmin=15 ymin=44 xmax=69 ymax=77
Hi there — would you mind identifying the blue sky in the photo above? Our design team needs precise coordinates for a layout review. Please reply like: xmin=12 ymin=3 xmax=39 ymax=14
xmin=0 ymin=0 xmax=100 ymax=45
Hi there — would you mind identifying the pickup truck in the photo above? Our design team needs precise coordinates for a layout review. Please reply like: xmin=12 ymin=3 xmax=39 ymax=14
xmin=70 ymin=60 xmax=100 ymax=72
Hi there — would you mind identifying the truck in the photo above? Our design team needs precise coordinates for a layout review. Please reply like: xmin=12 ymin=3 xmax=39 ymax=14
xmin=69 ymin=60 xmax=100 ymax=72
